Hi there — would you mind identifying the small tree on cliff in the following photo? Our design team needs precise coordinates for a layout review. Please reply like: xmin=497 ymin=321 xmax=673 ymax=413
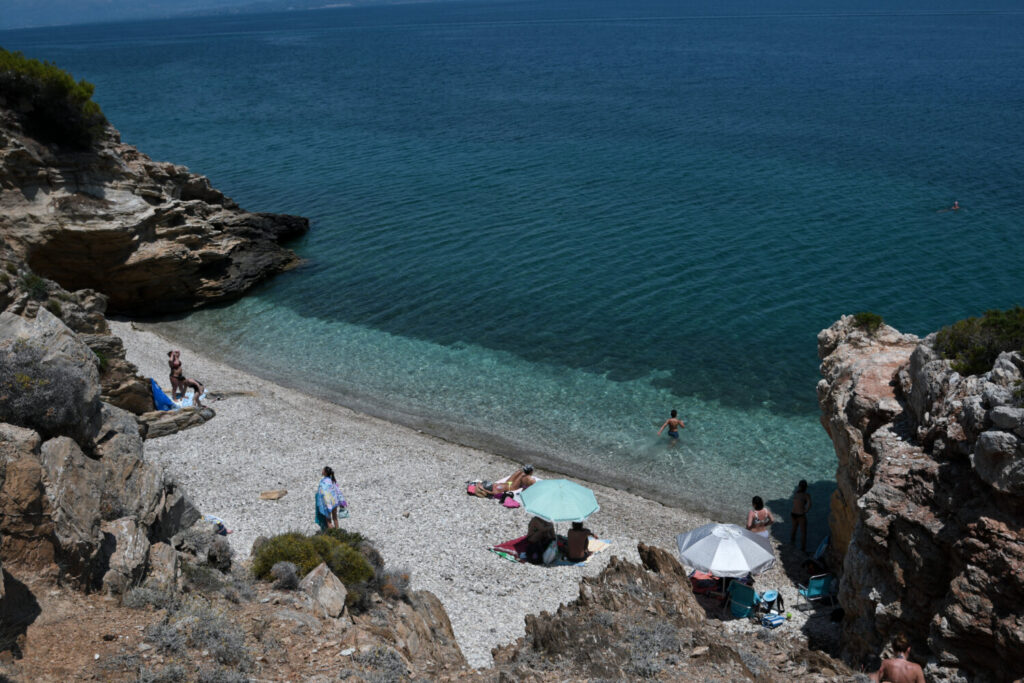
xmin=0 ymin=47 xmax=107 ymax=148
xmin=934 ymin=306 xmax=1024 ymax=376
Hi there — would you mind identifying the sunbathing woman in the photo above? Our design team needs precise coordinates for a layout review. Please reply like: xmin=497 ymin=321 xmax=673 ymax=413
xmin=482 ymin=465 xmax=536 ymax=497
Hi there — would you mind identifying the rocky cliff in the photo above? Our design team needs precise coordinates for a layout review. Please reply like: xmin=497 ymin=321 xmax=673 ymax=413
xmin=818 ymin=316 xmax=1024 ymax=682
xmin=0 ymin=108 xmax=308 ymax=314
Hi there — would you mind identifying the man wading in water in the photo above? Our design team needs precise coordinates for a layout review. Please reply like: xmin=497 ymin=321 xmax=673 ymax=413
xmin=658 ymin=409 xmax=686 ymax=446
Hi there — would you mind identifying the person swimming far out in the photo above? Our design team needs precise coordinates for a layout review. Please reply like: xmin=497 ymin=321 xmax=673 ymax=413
xmin=657 ymin=409 xmax=685 ymax=446
xmin=937 ymin=199 xmax=962 ymax=213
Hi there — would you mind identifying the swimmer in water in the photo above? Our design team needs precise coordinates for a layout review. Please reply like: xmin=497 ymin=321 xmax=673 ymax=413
xmin=951 ymin=200 xmax=960 ymax=210
xmin=658 ymin=409 xmax=686 ymax=446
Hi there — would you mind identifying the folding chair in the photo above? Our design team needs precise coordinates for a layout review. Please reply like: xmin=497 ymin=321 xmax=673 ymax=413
xmin=725 ymin=581 xmax=761 ymax=619
xmin=796 ymin=573 xmax=835 ymax=610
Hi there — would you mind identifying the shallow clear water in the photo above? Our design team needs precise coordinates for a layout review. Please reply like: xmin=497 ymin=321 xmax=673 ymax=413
xmin=4 ymin=0 xmax=1023 ymax=524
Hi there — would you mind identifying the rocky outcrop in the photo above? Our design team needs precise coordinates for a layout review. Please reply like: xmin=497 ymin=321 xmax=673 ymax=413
xmin=818 ymin=315 xmax=1024 ymax=682
xmin=0 ymin=109 xmax=308 ymax=315
xmin=489 ymin=544 xmax=852 ymax=681
xmin=0 ymin=303 xmax=201 ymax=592
xmin=136 ymin=406 xmax=215 ymax=439
xmin=0 ymin=245 xmax=152 ymax=415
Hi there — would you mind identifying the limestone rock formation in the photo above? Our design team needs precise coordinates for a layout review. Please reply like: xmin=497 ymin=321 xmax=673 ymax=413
xmin=299 ymin=562 xmax=348 ymax=619
xmin=0 ymin=109 xmax=308 ymax=314
xmin=136 ymin=406 xmax=216 ymax=439
xmin=490 ymin=544 xmax=851 ymax=681
xmin=0 ymin=246 xmax=153 ymax=415
xmin=0 ymin=304 xmax=200 ymax=591
xmin=818 ymin=315 xmax=1024 ymax=682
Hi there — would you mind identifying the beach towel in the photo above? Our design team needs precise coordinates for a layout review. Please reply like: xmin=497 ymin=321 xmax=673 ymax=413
xmin=150 ymin=379 xmax=175 ymax=411
xmin=174 ymin=389 xmax=207 ymax=409
xmin=552 ymin=538 xmax=612 ymax=566
xmin=490 ymin=536 xmax=612 ymax=565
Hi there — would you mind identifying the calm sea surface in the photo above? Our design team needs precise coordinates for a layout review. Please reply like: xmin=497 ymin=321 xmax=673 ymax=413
xmin=4 ymin=0 xmax=1023 ymax=527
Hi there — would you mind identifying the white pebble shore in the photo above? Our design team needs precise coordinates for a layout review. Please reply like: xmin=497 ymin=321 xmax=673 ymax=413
xmin=112 ymin=320 xmax=807 ymax=668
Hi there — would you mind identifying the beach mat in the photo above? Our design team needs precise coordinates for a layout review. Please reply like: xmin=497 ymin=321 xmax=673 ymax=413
xmin=551 ymin=538 xmax=612 ymax=566
xmin=489 ymin=535 xmax=530 ymax=563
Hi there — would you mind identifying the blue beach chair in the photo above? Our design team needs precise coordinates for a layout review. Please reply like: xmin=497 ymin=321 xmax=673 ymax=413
xmin=797 ymin=573 xmax=835 ymax=610
xmin=726 ymin=581 xmax=761 ymax=619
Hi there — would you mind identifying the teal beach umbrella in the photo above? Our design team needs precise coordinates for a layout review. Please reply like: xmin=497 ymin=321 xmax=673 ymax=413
xmin=520 ymin=479 xmax=599 ymax=522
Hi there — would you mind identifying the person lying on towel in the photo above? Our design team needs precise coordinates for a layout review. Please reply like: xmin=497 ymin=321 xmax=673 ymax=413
xmin=566 ymin=521 xmax=598 ymax=562
xmin=481 ymin=465 xmax=536 ymax=497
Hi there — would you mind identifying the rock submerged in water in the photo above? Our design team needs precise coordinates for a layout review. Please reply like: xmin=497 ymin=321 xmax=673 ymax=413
xmin=818 ymin=314 xmax=1024 ymax=681
xmin=0 ymin=109 xmax=309 ymax=314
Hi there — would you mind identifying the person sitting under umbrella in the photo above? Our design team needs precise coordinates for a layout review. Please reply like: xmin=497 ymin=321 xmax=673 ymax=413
xmin=524 ymin=515 xmax=555 ymax=564
xmin=566 ymin=521 xmax=598 ymax=562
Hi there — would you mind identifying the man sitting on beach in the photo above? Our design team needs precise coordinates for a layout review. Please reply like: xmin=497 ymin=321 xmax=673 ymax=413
xmin=566 ymin=521 xmax=597 ymax=562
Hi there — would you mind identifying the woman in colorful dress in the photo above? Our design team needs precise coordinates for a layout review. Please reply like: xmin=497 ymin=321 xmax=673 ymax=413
xmin=315 ymin=466 xmax=347 ymax=530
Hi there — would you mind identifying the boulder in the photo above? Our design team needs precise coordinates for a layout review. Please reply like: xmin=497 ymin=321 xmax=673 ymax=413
xmin=972 ymin=430 xmax=1024 ymax=495
xmin=0 ymin=308 xmax=102 ymax=446
xmin=143 ymin=542 xmax=179 ymax=593
xmin=299 ymin=562 xmax=348 ymax=620
xmin=100 ymin=517 xmax=151 ymax=594
xmin=136 ymin=406 xmax=215 ymax=439
xmin=38 ymin=437 xmax=105 ymax=584
xmin=0 ymin=452 xmax=55 ymax=572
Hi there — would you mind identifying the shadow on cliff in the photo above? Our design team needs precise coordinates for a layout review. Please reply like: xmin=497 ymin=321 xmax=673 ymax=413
xmin=0 ymin=571 xmax=42 ymax=659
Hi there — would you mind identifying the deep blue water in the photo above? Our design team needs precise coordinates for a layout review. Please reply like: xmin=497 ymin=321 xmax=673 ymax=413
xmin=4 ymin=0 xmax=1023 ymax=522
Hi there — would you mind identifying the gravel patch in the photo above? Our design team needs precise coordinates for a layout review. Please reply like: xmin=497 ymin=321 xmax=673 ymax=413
xmin=113 ymin=320 xmax=814 ymax=668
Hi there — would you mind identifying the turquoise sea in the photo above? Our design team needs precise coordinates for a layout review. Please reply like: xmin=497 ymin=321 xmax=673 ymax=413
xmin=3 ymin=0 xmax=1023 ymax=528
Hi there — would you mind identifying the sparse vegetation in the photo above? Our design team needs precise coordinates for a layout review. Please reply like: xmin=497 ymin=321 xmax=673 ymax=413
xmin=93 ymin=349 xmax=109 ymax=372
xmin=45 ymin=299 xmax=62 ymax=317
xmin=0 ymin=47 xmax=107 ymax=148
xmin=270 ymin=561 xmax=299 ymax=589
xmin=934 ymin=306 xmax=1024 ymax=376
xmin=852 ymin=311 xmax=884 ymax=335
xmin=122 ymin=586 xmax=176 ymax=610
xmin=19 ymin=273 xmax=48 ymax=300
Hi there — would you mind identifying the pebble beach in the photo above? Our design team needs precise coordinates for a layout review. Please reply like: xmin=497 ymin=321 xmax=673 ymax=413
xmin=112 ymin=320 xmax=812 ymax=668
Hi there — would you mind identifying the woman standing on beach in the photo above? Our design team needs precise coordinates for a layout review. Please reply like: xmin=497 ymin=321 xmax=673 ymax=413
xmin=315 ymin=466 xmax=347 ymax=530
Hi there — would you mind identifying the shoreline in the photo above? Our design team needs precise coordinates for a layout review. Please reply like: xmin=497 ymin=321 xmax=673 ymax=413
xmin=113 ymin=319 xmax=810 ymax=668
xmin=129 ymin=317 xmax=746 ymax=524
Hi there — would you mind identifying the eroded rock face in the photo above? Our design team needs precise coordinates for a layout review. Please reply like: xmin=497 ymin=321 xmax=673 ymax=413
xmin=0 ymin=303 xmax=200 ymax=591
xmin=490 ymin=544 xmax=851 ymax=681
xmin=0 ymin=110 xmax=308 ymax=314
xmin=0 ymin=246 xmax=153 ymax=416
xmin=818 ymin=315 xmax=1024 ymax=682
xmin=0 ymin=308 xmax=102 ymax=446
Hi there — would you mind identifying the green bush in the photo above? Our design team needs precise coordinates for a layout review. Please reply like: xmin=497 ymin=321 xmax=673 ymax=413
xmin=19 ymin=273 xmax=48 ymax=300
xmin=44 ymin=299 xmax=62 ymax=317
xmin=250 ymin=531 xmax=321 ymax=578
xmin=251 ymin=529 xmax=375 ymax=609
xmin=93 ymin=349 xmax=109 ymax=372
xmin=852 ymin=311 xmax=884 ymax=335
xmin=0 ymin=47 xmax=107 ymax=148
xmin=934 ymin=306 xmax=1024 ymax=376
